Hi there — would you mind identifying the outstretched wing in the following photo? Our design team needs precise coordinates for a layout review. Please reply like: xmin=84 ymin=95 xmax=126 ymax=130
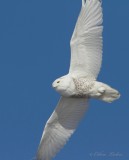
xmin=70 ymin=0 xmax=103 ymax=79
xmin=36 ymin=97 xmax=88 ymax=160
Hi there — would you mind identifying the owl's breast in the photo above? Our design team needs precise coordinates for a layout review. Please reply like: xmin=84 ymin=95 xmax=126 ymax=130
xmin=72 ymin=77 xmax=95 ymax=97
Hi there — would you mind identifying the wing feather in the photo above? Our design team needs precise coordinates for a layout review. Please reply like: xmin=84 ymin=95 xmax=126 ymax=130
xmin=36 ymin=97 xmax=88 ymax=160
xmin=70 ymin=0 xmax=103 ymax=79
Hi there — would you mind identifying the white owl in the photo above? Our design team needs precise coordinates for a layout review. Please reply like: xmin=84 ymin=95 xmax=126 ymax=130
xmin=36 ymin=0 xmax=120 ymax=160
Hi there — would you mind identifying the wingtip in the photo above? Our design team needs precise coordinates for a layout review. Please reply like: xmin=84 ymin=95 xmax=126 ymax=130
xmin=82 ymin=0 xmax=86 ymax=7
xmin=82 ymin=0 xmax=102 ymax=7
xmin=99 ymin=0 xmax=102 ymax=5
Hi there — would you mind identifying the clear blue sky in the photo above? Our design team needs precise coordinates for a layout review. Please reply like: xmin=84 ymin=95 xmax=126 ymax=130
xmin=0 ymin=0 xmax=129 ymax=160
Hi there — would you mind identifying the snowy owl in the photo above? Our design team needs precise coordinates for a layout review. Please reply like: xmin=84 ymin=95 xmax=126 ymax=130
xmin=36 ymin=0 xmax=120 ymax=160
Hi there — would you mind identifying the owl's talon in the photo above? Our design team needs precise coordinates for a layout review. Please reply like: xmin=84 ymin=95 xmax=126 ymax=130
xmin=98 ymin=87 xmax=105 ymax=93
xmin=96 ymin=93 xmax=102 ymax=96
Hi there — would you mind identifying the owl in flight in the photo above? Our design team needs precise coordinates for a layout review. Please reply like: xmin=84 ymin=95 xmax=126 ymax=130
xmin=36 ymin=0 xmax=120 ymax=159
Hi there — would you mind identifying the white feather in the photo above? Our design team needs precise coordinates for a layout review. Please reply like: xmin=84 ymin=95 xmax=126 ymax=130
xmin=70 ymin=0 xmax=103 ymax=79
xmin=36 ymin=97 xmax=88 ymax=160
xmin=36 ymin=0 xmax=105 ymax=160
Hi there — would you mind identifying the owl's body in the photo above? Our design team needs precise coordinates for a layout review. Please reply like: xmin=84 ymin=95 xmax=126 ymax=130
xmin=53 ymin=74 xmax=120 ymax=103
xmin=36 ymin=0 xmax=120 ymax=160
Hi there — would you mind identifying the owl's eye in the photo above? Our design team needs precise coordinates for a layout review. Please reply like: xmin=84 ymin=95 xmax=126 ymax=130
xmin=57 ymin=81 xmax=60 ymax=83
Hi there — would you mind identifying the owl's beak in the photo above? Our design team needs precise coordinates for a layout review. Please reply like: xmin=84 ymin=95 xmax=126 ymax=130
xmin=52 ymin=82 xmax=57 ymax=88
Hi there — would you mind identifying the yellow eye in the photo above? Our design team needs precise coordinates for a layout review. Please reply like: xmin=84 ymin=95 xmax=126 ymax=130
xmin=57 ymin=81 xmax=60 ymax=83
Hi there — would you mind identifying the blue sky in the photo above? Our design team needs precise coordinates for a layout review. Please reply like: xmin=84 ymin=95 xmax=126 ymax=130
xmin=0 ymin=0 xmax=129 ymax=160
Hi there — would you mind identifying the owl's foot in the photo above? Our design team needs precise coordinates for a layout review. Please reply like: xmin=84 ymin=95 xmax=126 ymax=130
xmin=89 ymin=87 xmax=105 ymax=97
xmin=90 ymin=81 xmax=120 ymax=103
xmin=98 ymin=87 xmax=105 ymax=94
xmin=99 ymin=88 xmax=120 ymax=103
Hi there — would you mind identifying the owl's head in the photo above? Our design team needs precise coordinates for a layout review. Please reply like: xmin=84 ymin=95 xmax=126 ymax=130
xmin=52 ymin=75 xmax=75 ymax=96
